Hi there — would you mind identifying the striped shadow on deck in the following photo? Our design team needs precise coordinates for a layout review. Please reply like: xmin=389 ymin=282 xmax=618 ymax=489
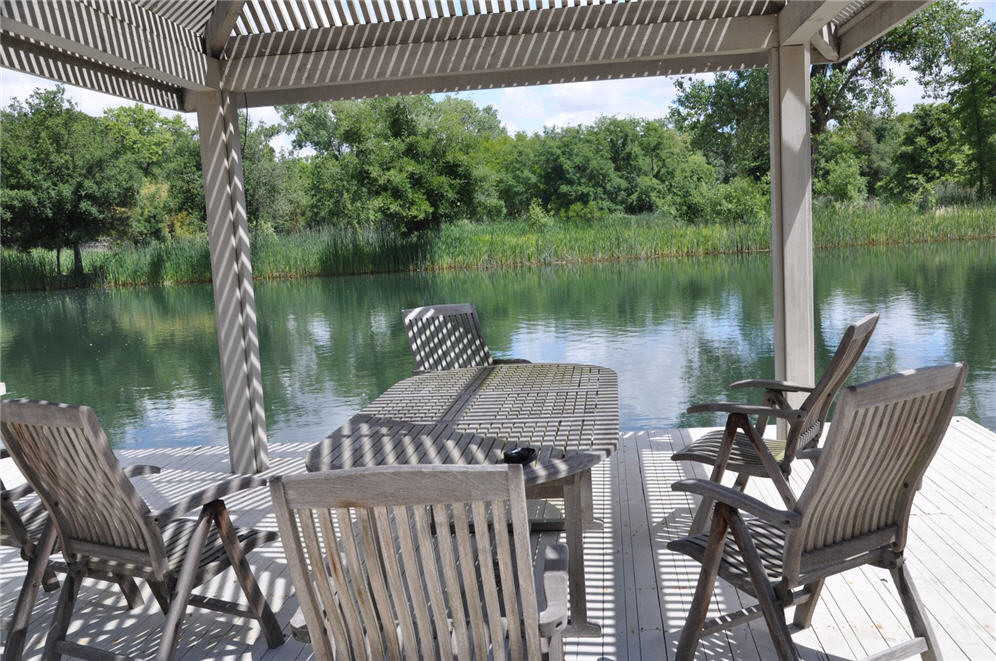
xmin=1 ymin=418 xmax=993 ymax=660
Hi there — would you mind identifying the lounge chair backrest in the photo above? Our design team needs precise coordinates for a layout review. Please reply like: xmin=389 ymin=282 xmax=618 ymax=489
xmin=788 ymin=363 xmax=967 ymax=575
xmin=0 ymin=399 xmax=168 ymax=576
xmin=270 ymin=464 xmax=542 ymax=661
xmin=786 ymin=313 xmax=879 ymax=466
xmin=402 ymin=303 xmax=494 ymax=372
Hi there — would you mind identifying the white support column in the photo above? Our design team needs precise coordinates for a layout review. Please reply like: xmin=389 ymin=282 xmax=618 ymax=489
xmin=769 ymin=45 xmax=816 ymax=414
xmin=194 ymin=90 xmax=269 ymax=473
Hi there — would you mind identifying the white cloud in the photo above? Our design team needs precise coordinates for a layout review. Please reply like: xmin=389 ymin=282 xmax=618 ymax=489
xmin=887 ymin=59 xmax=935 ymax=113
xmin=444 ymin=75 xmax=690 ymax=134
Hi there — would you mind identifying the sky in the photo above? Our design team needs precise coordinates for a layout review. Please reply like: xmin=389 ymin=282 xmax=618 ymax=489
xmin=2 ymin=1 xmax=993 ymax=151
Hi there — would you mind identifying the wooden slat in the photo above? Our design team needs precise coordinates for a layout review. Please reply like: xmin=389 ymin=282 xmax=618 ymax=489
xmin=1 ymin=0 xmax=218 ymax=89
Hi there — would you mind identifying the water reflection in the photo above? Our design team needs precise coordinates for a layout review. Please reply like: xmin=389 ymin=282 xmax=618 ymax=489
xmin=1 ymin=240 xmax=992 ymax=448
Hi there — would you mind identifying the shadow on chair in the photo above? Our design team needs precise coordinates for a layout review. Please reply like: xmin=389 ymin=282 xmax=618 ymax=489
xmin=0 ymin=399 xmax=284 ymax=661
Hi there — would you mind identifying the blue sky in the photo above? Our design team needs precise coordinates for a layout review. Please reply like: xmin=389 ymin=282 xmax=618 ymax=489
xmin=2 ymin=1 xmax=993 ymax=147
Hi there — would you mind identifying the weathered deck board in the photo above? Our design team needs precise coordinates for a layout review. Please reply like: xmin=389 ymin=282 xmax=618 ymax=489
xmin=2 ymin=418 xmax=993 ymax=660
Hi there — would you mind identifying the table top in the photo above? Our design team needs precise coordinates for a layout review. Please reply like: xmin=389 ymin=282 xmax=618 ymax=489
xmin=306 ymin=363 xmax=619 ymax=484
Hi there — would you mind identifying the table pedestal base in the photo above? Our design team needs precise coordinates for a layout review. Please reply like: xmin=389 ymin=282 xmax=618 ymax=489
xmin=564 ymin=621 xmax=602 ymax=637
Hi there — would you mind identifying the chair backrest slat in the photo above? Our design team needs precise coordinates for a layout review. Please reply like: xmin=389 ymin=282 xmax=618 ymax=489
xmin=412 ymin=504 xmax=457 ymax=659
xmin=447 ymin=501 xmax=490 ymax=659
xmin=402 ymin=304 xmax=493 ymax=372
xmin=391 ymin=506 xmax=439 ymax=660
xmin=491 ymin=502 xmax=525 ymax=661
xmin=372 ymin=506 xmax=420 ymax=659
xmin=793 ymin=364 xmax=967 ymax=562
xmin=785 ymin=313 xmax=879 ymax=464
xmin=0 ymin=400 xmax=167 ymax=575
xmin=270 ymin=465 xmax=541 ymax=661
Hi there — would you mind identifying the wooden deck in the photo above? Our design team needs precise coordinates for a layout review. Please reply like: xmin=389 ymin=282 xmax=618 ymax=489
xmin=2 ymin=417 xmax=994 ymax=660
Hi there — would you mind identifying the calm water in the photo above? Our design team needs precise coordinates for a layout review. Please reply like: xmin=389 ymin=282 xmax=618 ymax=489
xmin=2 ymin=240 xmax=993 ymax=448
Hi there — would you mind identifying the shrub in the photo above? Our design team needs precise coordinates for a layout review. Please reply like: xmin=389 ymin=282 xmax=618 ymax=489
xmin=525 ymin=199 xmax=553 ymax=231
xmin=815 ymin=152 xmax=868 ymax=204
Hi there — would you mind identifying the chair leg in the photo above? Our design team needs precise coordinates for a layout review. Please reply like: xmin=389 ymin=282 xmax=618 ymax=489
xmin=5 ymin=522 xmax=58 ymax=661
xmin=155 ymin=506 xmax=213 ymax=661
xmin=544 ymin=631 xmax=564 ymax=661
xmin=40 ymin=566 xmax=61 ymax=593
xmin=725 ymin=506 xmax=797 ymax=661
xmin=675 ymin=506 xmax=730 ymax=661
xmin=41 ymin=558 xmax=86 ymax=661
xmin=891 ymin=563 xmax=940 ymax=661
xmin=689 ymin=415 xmax=744 ymax=535
xmin=148 ymin=579 xmax=173 ymax=615
xmin=792 ymin=579 xmax=825 ymax=630
xmin=115 ymin=576 xmax=145 ymax=610
xmin=213 ymin=502 xmax=284 ymax=648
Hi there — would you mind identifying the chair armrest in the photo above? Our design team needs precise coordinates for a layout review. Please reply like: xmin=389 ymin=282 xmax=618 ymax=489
xmin=730 ymin=379 xmax=814 ymax=393
xmin=685 ymin=402 xmax=805 ymax=421
xmin=151 ymin=475 xmax=268 ymax=525
xmin=535 ymin=543 xmax=569 ymax=637
xmin=123 ymin=464 xmax=161 ymax=478
xmin=492 ymin=358 xmax=532 ymax=365
xmin=795 ymin=448 xmax=822 ymax=461
xmin=671 ymin=479 xmax=800 ymax=528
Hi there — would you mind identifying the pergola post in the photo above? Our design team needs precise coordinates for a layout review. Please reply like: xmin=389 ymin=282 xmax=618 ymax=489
xmin=194 ymin=90 xmax=269 ymax=473
xmin=769 ymin=45 xmax=816 ymax=417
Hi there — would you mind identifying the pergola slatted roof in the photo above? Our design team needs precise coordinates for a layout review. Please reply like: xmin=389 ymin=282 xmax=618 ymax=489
xmin=0 ymin=0 xmax=935 ymax=474
xmin=1 ymin=0 xmax=928 ymax=113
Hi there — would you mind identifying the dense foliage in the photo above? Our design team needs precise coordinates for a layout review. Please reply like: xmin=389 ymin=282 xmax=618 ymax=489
xmin=1 ymin=1 xmax=992 ymax=282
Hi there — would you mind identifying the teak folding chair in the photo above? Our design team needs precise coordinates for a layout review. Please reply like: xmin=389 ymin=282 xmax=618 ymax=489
xmin=270 ymin=463 xmax=569 ymax=660
xmin=668 ymin=363 xmax=967 ymax=661
xmin=1 ymin=448 xmax=160 ymax=661
xmin=0 ymin=399 xmax=284 ymax=661
xmin=673 ymin=313 xmax=879 ymax=532
xmin=402 ymin=303 xmax=530 ymax=373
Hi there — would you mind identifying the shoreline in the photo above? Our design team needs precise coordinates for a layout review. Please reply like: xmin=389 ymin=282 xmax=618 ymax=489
xmin=3 ymin=203 xmax=994 ymax=292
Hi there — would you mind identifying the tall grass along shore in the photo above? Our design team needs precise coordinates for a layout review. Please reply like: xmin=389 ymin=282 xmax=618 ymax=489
xmin=3 ymin=201 xmax=994 ymax=292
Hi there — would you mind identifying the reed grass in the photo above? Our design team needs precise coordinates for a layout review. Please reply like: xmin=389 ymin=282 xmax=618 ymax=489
xmin=3 ymin=201 xmax=993 ymax=291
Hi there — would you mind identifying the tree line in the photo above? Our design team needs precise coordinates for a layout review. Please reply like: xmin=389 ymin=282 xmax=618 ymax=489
xmin=2 ymin=1 xmax=992 ymax=279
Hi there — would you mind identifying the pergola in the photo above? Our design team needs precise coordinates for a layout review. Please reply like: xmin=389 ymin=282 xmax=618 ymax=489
xmin=1 ymin=0 xmax=932 ymax=473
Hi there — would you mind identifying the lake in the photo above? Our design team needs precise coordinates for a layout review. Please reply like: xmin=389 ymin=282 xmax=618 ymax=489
xmin=2 ymin=239 xmax=993 ymax=448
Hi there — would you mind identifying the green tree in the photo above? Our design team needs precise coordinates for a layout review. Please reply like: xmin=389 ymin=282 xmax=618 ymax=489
xmin=103 ymin=104 xmax=203 ymax=242
xmin=885 ymin=103 xmax=967 ymax=204
xmin=282 ymin=96 xmax=504 ymax=232
xmin=947 ymin=19 xmax=996 ymax=198
xmin=669 ymin=69 xmax=770 ymax=182
xmin=670 ymin=0 xmax=986 ymax=182
xmin=238 ymin=113 xmax=309 ymax=235
xmin=1 ymin=87 xmax=140 ymax=278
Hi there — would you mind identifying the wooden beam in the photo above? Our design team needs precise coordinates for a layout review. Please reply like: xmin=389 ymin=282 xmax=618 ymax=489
xmin=226 ymin=1 xmax=773 ymax=59
xmin=204 ymin=0 xmax=246 ymax=57
xmin=810 ymin=25 xmax=840 ymax=61
xmin=224 ymin=14 xmax=777 ymax=93
xmin=769 ymin=45 xmax=816 ymax=422
xmin=0 ymin=30 xmax=185 ymax=110
xmin=778 ymin=1 xmax=850 ymax=45
xmin=837 ymin=1 xmax=933 ymax=60
xmin=238 ymin=52 xmax=769 ymax=108
xmin=1 ymin=0 xmax=220 ymax=90
xmin=193 ymin=89 xmax=269 ymax=474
